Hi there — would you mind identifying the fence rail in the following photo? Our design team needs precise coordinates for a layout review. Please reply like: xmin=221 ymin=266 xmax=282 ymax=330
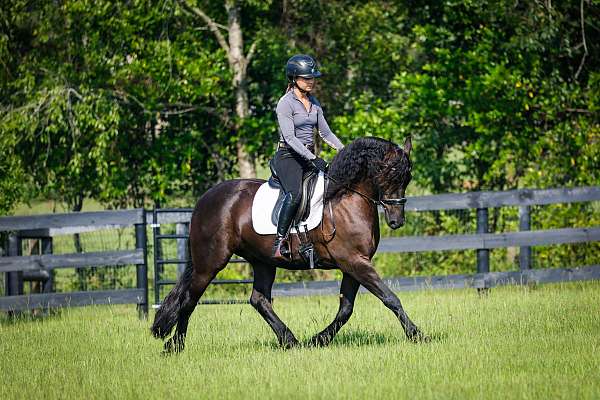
xmin=271 ymin=265 xmax=600 ymax=297
xmin=0 ymin=209 xmax=145 ymax=231
xmin=378 ymin=227 xmax=600 ymax=252
xmin=0 ymin=250 xmax=144 ymax=273
xmin=403 ymin=186 xmax=599 ymax=211
xmin=0 ymin=289 xmax=145 ymax=310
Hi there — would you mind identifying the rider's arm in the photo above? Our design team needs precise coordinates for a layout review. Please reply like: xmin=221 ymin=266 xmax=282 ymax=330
xmin=315 ymin=104 xmax=344 ymax=150
xmin=276 ymin=100 xmax=317 ymax=160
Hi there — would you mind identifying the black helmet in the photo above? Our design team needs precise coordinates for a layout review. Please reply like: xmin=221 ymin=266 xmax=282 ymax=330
xmin=286 ymin=54 xmax=322 ymax=82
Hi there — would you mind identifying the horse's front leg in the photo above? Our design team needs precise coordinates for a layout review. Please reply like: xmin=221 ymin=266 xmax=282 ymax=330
xmin=310 ymin=272 xmax=360 ymax=347
xmin=345 ymin=256 xmax=428 ymax=342
xmin=249 ymin=263 xmax=299 ymax=349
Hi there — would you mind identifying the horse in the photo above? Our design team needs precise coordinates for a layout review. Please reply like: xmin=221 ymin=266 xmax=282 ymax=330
xmin=151 ymin=136 xmax=427 ymax=352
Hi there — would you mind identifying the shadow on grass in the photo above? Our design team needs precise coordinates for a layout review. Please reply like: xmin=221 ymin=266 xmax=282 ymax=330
xmin=249 ymin=329 xmax=448 ymax=351
xmin=328 ymin=330 xmax=395 ymax=347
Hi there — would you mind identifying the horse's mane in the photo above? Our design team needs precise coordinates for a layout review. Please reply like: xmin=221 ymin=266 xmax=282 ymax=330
xmin=325 ymin=137 xmax=411 ymax=201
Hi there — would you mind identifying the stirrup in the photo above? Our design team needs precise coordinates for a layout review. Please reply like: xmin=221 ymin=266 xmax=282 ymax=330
xmin=298 ymin=225 xmax=318 ymax=269
xmin=272 ymin=236 xmax=291 ymax=260
xmin=299 ymin=242 xmax=316 ymax=269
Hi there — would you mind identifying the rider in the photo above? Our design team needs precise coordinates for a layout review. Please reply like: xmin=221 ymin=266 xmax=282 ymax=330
xmin=271 ymin=54 xmax=344 ymax=259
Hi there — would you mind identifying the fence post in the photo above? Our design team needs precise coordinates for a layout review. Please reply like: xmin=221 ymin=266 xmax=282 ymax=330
xmin=6 ymin=234 xmax=23 ymax=296
xmin=476 ymin=208 xmax=490 ymax=276
xmin=519 ymin=205 xmax=532 ymax=270
xmin=152 ymin=210 xmax=163 ymax=306
xmin=135 ymin=216 xmax=148 ymax=319
xmin=176 ymin=222 xmax=189 ymax=278
xmin=41 ymin=237 xmax=54 ymax=292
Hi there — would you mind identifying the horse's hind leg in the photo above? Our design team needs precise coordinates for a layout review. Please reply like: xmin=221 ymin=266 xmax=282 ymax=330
xmin=151 ymin=250 xmax=230 ymax=353
xmin=310 ymin=272 xmax=360 ymax=347
xmin=162 ymin=267 xmax=215 ymax=354
xmin=249 ymin=263 xmax=299 ymax=348
xmin=345 ymin=257 xmax=428 ymax=342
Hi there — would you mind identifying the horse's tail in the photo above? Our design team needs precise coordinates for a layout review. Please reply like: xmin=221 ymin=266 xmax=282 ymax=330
xmin=150 ymin=260 xmax=194 ymax=340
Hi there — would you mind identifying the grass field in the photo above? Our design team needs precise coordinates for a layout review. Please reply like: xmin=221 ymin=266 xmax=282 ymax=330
xmin=1 ymin=281 xmax=600 ymax=399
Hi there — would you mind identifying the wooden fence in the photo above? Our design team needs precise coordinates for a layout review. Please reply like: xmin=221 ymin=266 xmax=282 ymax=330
xmin=0 ymin=186 xmax=598 ymax=312
xmin=147 ymin=186 xmax=600 ymax=299
xmin=0 ymin=209 xmax=148 ymax=316
xmin=272 ymin=186 xmax=600 ymax=296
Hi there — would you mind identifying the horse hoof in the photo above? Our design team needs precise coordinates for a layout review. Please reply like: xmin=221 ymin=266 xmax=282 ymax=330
xmin=163 ymin=337 xmax=185 ymax=354
xmin=280 ymin=335 xmax=300 ymax=349
xmin=408 ymin=328 xmax=430 ymax=343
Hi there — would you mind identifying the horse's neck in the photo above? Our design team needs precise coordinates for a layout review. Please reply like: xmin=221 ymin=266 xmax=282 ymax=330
xmin=354 ymin=180 xmax=379 ymax=200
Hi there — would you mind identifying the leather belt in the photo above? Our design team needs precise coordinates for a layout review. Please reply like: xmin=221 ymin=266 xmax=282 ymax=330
xmin=278 ymin=141 xmax=315 ymax=153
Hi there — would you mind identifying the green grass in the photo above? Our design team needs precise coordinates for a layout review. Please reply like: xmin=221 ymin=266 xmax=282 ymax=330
xmin=2 ymin=281 xmax=600 ymax=399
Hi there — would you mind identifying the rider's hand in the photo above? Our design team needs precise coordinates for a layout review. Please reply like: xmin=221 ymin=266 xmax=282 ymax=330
xmin=310 ymin=157 xmax=329 ymax=172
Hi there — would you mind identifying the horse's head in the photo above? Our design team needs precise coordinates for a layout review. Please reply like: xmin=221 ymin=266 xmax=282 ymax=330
xmin=375 ymin=137 xmax=412 ymax=230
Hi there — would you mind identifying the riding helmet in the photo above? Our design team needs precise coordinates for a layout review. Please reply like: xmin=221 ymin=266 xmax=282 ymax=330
xmin=286 ymin=54 xmax=322 ymax=82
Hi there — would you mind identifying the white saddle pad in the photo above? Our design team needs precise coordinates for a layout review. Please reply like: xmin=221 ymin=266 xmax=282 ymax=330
xmin=252 ymin=172 xmax=325 ymax=235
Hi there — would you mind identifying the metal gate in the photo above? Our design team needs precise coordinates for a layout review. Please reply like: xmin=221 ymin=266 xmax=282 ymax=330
xmin=151 ymin=208 xmax=251 ymax=307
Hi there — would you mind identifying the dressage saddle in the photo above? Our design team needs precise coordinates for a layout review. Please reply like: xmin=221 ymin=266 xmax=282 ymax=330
xmin=268 ymin=160 xmax=319 ymax=227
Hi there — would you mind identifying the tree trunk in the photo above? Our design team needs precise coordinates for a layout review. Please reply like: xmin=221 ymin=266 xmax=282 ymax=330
xmin=177 ymin=0 xmax=257 ymax=178
xmin=226 ymin=0 xmax=256 ymax=178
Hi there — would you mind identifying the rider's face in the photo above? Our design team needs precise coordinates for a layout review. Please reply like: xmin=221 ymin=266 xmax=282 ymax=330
xmin=296 ymin=76 xmax=315 ymax=92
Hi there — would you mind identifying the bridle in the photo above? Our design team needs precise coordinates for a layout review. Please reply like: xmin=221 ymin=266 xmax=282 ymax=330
xmin=322 ymin=173 xmax=407 ymax=240
xmin=333 ymin=179 xmax=407 ymax=212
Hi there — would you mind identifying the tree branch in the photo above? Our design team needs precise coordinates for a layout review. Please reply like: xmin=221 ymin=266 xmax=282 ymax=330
xmin=574 ymin=0 xmax=588 ymax=80
xmin=246 ymin=39 xmax=258 ymax=66
xmin=176 ymin=0 xmax=230 ymax=54
xmin=112 ymin=89 xmax=152 ymax=114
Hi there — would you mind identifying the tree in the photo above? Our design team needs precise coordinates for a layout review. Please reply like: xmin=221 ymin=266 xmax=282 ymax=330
xmin=334 ymin=0 xmax=599 ymax=192
xmin=0 ymin=0 xmax=235 ymax=210
xmin=176 ymin=0 xmax=265 ymax=178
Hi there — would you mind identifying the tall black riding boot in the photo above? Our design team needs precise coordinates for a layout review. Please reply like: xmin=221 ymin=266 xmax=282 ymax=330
xmin=272 ymin=193 xmax=297 ymax=261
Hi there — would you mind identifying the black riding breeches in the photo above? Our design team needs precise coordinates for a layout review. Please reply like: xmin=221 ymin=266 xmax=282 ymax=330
xmin=272 ymin=148 xmax=311 ymax=208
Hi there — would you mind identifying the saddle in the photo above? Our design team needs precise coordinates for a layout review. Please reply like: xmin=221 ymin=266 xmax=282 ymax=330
xmin=268 ymin=160 xmax=319 ymax=226
xmin=268 ymin=159 xmax=320 ymax=268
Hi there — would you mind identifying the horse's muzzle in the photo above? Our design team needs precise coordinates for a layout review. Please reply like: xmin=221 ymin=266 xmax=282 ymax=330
xmin=387 ymin=218 xmax=404 ymax=230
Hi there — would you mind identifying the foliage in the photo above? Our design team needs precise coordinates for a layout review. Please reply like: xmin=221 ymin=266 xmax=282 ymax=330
xmin=332 ymin=1 xmax=599 ymax=193
xmin=0 ymin=130 xmax=25 ymax=214
xmin=1 ymin=0 xmax=235 ymax=210
xmin=2 ymin=0 xmax=597 ymax=210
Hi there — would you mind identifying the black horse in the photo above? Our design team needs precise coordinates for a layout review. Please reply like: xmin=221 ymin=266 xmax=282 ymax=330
xmin=151 ymin=136 xmax=427 ymax=352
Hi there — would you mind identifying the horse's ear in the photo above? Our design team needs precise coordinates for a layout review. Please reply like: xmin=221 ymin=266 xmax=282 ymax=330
xmin=403 ymin=136 xmax=412 ymax=156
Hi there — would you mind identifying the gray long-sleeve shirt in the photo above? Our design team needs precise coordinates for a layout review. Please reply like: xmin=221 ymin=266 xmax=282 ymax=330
xmin=276 ymin=90 xmax=344 ymax=160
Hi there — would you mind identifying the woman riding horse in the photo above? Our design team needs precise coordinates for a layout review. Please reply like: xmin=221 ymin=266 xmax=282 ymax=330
xmin=272 ymin=54 xmax=344 ymax=260
xmin=151 ymin=133 xmax=427 ymax=352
